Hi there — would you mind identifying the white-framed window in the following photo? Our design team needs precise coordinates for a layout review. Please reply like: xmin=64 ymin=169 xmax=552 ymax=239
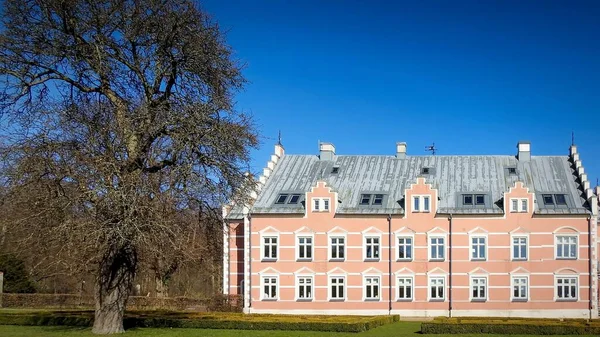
xmin=262 ymin=236 xmax=278 ymax=260
xmin=471 ymin=236 xmax=486 ymax=260
xmin=312 ymin=198 xmax=330 ymax=212
xmin=429 ymin=236 xmax=445 ymax=261
xmin=412 ymin=195 xmax=431 ymax=212
xmin=556 ymin=276 xmax=578 ymax=301
xmin=555 ymin=235 xmax=577 ymax=259
xmin=297 ymin=236 xmax=313 ymax=260
xmin=512 ymin=236 xmax=528 ymax=260
xmin=330 ymin=276 xmax=345 ymax=301
xmin=398 ymin=236 xmax=413 ymax=260
xmin=297 ymin=276 xmax=313 ymax=301
xmin=397 ymin=277 xmax=413 ymax=301
xmin=429 ymin=277 xmax=445 ymax=301
xmin=330 ymin=236 xmax=345 ymax=260
xmin=262 ymin=276 xmax=278 ymax=300
xmin=364 ymin=236 xmax=380 ymax=260
xmin=471 ymin=277 xmax=487 ymax=301
xmin=510 ymin=198 xmax=528 ymax=213
xmin=364 ymin=276 xmax=380 ymax=301
xmin=512 ymin=276 xmax=528 ymax=301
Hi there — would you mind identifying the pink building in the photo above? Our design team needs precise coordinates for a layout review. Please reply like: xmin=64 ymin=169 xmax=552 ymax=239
xmin=223 ymin=141 xmax=599 ymax=318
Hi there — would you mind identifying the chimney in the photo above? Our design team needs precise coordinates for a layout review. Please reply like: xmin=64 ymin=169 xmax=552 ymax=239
xmin=517 ymin=141 xmax=531 ymax=161
xmin=319 ymin=142 xmax=335 ymax=161
xmin=396 ymin=142 xmax=407 ymax=159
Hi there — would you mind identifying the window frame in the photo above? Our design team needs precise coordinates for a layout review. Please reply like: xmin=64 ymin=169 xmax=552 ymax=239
xmin=511 ymin=275 xmax=529 ymax=302
xmin=511 ymin=235 xmax=528 ymax=261
xmin=470 ymin=235 xmax=487 ymax=261
xmin=312 ymin=197 xmax=331 ymax=212
xmin=555 ymin=234 xmax=578 ymax=260
xmin=329 ymin=235 xmax=346 ymax=261
xmin=470 ymin=276 xmax=488 ymax=302
xmin=261 ymin=275 xmax=279 ymax=301
xmin=363 ymin=275 xmax=381 ymax=301
xmin=296 ymin=275 xmax=314 ymax=301
xmin=296 ymin=235 xmax=314 ymax=261
xmin=429 ymin=235 xmax=446 ymax=261
xmin=428 ymin=276 xmax=446 ymax=301
xmin=261 ymin=234 xmax=279 ymax=261
xmin=555 ymin=276 xmax=578 ymax=301
xmin=412 ymin=195 xmax=432 ymax=213
xmin=364 ymin=235 xmax=381 ymax=261
xmin=509 ymin=198 xmax=528 ymax=213
xmin=397 ymin=276 xmax=414 ymax=301
xmin=329 ymin=275 xmax=346 ymax=301
xmin=397 ymin=235 xmax=414 ymax=261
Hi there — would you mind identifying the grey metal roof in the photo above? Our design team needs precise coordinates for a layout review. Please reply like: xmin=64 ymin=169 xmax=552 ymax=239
xmin=249 ymin=154 xmax=589 ymax=215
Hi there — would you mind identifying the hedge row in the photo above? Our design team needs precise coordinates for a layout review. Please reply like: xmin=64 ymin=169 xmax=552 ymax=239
xmin=0 ymin=293 xmax=241 ymax=312
xmin=422 ymin=318 xmax=600 ymax=335
xmin=0 ymin=310 xmax=399 ymax=332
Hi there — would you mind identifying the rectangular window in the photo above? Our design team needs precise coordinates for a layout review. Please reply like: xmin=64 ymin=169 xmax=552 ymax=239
xmin=313 ymin=198 xmax=320 ymax=211
xmin=288 ymin=194 xmax=301 ymax=204
xmin=263 ymin=277 xmax=277 ymax=300
xmin=475 ymin=194 xmax=485 ymax=205
xmin=423 ymin=196 xmax=430 ymax=212
xmin=297 ymin=277 xmax=313 ymax=300
xmin=360 ymin=194 xmax=371 ymax=205
xmin=471 ymin=277 xmax=487 ymax=301
xmin=520 ymin=199 xmax=528 ymax=212
xmin=365 ymin=277 xmax=380 ymax=300
xmin=263 ymin=237 xmax=277 ymax=260
xmin=298 ymin=237 xmax=312 ymax=260
xmin=312 ymin=198 xmax=330 ymax=212
xmin=398 ymin=237 xmax=413 ymax=260
xmin=512 ymin=236 xmax=527 ymax=260
xmin=512 ymin=277 xmax=528 ymax=301
xmin=397 ymin=277 xmax=413 ymax=300
xmin=330 ymin=277 xmax=345 ymax=300
xmin=430 ymin=237 xmax=445 ymax=260
xmin=556 ymin=277 xmax=577 ymax=300
xmin=275 ymin=194 xmax=288 ymax=204
xmin=413 ymin=196 xmax=420 ymax=211
xmin=365 ymin=237 xmax=380 ymax=260
xmin=555 ymin=194 xmax=567 ymax=205
xmin=323 ymin=199 xmax=330 ymax=211
xmin=331 ymin=237 xmax=345 ymax=260
xmin=543 ymin=194 xmax=554 ymax=205
xmin=463 ymin=194 xmax=473 ymax=205
xmin=556 ymin=235 xmax=577 ymax=259
xmin=429 ymin=277 xmax=445 ymax=301
xmin=511 ymin=199 xmax=518 ymax=212
xmin=373 ymin=194 xmax=384 ymax=205
xmin=471 ymin=236 xmax=486 ymax=260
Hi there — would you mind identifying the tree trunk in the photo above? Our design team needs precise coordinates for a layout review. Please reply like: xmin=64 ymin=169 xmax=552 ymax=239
xmin=92 ymin=247 xmax=136 ymax=334
xmin=155 ymin=275 xmax=167 ymax=298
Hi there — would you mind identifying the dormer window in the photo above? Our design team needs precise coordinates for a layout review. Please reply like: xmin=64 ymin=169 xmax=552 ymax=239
xmin=508 ymin=167 xmax=517 ymax=175
xmin=275 ymin=194 xmax=289 ymax=204
xmin=421 ymin=167 xmax=430 ymax=174
xmin=275 ymin=193 xmax=302 ymax=205
xmin=542 ymin=194 xmax=568 ymax=206
xmin=359 ymin=194 xmax=386 ymax=206
xmin=461 ymin=193 xmax=488 ymax=207
xmin=331 ymin=166 xmax=339 ymax=174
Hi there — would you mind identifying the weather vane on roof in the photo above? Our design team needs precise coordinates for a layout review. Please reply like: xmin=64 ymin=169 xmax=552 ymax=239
xmin=425 ymin=142 xmax=437 ymax=155
xmin=277 ymin=130 xmax=282 ymax=145
xmin=571 ymin=131 xmax=575 ymax=146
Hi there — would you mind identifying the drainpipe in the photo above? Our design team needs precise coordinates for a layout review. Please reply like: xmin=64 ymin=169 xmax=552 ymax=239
xmin=588 ymin=216 xmax=592 ymax=320
xmin=388 ymin=214 xmax=393 ymax=315
xmin=248 ymin=213 xmax=252 ymax=309
xmin=448 ymin=214 xmax=453 ymax=318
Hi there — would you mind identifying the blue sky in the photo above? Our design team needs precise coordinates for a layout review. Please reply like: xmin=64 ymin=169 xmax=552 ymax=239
xmin=202 ymin=0 xmax=599 ymax=186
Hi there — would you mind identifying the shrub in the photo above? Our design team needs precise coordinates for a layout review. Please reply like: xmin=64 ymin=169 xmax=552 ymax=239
xmin=421 ymin=318 xmax=600 ymax=335
xmin=0 ymin=254 xmax=36 ymax=293
xmin=0 ymin=310 xmax=398 ymax=332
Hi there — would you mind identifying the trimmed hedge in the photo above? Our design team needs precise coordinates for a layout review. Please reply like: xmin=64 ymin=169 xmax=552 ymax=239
xmin=0 ymin=310 xmax=399 ymax=333
xmin=422 ymin=317 xmax=600 ymax=335
xmin=0 ymin=293 xmax=241 ymax=311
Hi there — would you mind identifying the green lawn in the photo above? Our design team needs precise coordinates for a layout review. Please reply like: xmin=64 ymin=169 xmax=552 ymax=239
xmin=1 ymin=322 xmax=599 ymax=337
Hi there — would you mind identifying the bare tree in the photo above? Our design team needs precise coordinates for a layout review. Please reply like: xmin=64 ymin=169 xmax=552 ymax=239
xmin=0 ymin=0 xmax=257 ymax=334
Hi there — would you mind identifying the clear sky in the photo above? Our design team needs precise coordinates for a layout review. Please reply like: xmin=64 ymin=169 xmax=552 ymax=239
xmin=202 ymin=0 xmax=599 ymax=186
